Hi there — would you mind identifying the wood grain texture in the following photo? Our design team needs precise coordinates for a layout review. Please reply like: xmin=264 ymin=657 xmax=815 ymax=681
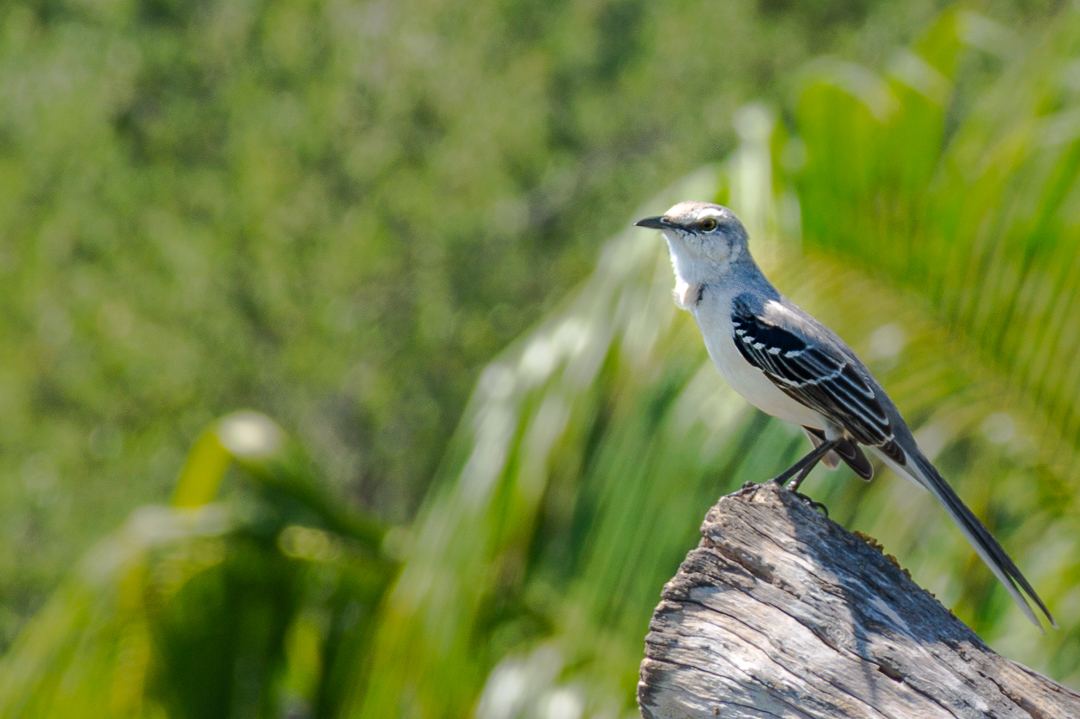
xmin=638 ymin=481 xmax=1079 ymax=719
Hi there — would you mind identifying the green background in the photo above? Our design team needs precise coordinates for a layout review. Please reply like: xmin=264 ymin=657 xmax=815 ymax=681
xmin=1 ymin=0 xmax=1079 ymax=717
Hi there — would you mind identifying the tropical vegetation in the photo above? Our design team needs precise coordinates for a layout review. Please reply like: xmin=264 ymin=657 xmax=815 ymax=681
xmin=2 ymin=1 xmax=1080 ymax=718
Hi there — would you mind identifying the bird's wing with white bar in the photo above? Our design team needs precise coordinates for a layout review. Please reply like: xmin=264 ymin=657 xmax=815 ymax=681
xmin=730 ymin=294 xmax=904 ymax=462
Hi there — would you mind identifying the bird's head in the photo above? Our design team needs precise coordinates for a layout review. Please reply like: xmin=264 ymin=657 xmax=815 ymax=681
xmin=634 ymin=202 xmax=749 ymax=270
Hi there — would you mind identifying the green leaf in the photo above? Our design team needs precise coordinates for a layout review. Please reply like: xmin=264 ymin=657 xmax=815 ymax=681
xmin=0 ymin=415 xmax=393 ymax=719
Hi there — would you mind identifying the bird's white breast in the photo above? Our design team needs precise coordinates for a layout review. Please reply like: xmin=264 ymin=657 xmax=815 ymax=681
xmin=691 ymin=291 xmax=825 ymax=429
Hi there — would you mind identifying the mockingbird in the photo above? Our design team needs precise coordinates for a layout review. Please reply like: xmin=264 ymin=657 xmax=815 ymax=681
xmin=635 ymin=201 xmax=1055 ymax=628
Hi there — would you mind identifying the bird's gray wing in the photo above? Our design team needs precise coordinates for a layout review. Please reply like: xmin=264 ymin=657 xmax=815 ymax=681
xmin=730 ymin=294 xmax=904 ymax=463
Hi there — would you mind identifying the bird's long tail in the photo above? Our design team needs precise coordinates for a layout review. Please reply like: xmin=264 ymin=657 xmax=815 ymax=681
xmin=874 ymin=444 xmax=1055 ymax=629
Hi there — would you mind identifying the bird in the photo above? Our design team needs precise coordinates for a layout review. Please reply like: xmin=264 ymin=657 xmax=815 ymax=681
xmin=635 ymin=201 xmax=1055 ymax=629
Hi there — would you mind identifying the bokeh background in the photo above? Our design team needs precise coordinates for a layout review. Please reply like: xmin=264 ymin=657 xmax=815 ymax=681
xmin=1 ymin=0 xmax=1080 ymax=716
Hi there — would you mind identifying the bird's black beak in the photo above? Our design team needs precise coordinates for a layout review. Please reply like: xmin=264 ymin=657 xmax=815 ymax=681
xmin=634 ymin=216 xmax=673 ymax=230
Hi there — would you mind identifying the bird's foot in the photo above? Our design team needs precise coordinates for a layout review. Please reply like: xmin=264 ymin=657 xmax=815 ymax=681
xmin=788 ymin=489 xmax=829 ymax=517
xmin=732 ymin=480 xmax=760 ymax=499
xmin=736 ymin=480 xmax=827 ymax=515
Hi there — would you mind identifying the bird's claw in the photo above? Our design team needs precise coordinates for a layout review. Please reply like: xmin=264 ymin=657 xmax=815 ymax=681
xmin=734 ymin=480 xmax=827 ymax=516
xmin=731 ymin=480 xmax=759 ymax=498
xmin=789 ymin=489 xmax=829 ymax=517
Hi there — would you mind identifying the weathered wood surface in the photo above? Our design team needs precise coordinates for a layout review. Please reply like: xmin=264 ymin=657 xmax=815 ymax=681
xmin=638 ymin=481 xmax=1080 ymax=719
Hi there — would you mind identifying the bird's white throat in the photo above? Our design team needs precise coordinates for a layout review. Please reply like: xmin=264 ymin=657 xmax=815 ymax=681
xmin=663 ymin=235 xmax=740 ymax=310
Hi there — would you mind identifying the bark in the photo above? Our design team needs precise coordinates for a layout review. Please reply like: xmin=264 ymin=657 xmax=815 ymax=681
xmin=638 ymin=481 xmax=1079 ymax=719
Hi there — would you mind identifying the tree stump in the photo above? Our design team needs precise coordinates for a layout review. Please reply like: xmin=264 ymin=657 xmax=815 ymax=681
xmin=638 ymin=481 xmax=1079 ymax=719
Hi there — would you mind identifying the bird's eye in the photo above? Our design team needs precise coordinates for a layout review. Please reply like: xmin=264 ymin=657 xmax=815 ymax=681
xmin=700 ymin=218 xmax=717 ymax=232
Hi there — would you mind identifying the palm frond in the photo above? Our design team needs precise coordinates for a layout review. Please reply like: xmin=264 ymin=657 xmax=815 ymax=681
xmin=354 ymin=52 xmax=1080 ymax=711
xmin=0 ymin=414 xmax=393 ymax=719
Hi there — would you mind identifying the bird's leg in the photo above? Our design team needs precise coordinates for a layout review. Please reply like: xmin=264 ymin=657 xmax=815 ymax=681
xmin=788 ymin=471 xmax=830 ymax=517
xmin=786 ymin=459 xmax=821 ymax=494
xmin=770 ymin=438 xmax=839 ymax=489
xmin=767 ymin=439 xmax=838 ymax=516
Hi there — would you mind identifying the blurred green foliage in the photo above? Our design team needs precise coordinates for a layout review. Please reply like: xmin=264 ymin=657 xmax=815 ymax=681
xmin=0 ymin=412 xmax=393 ymax=719
xmin=4 ymin=0 xmax=1080 ymax=718
xmin=0 ymin=0 xmax=1004 ymax=648
xmin=360 ymin=8 xmax=1080 ymax=717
